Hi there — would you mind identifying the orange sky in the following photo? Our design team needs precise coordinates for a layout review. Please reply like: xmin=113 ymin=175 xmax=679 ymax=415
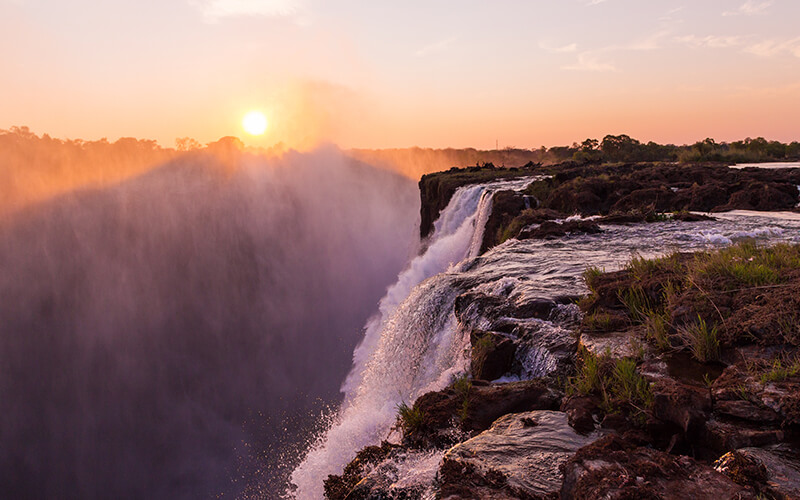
xmin=2 ymin=0 xmax=799 ymax=149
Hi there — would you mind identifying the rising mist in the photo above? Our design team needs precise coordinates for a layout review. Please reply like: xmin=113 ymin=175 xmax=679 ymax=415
xmin=0 ymin=139 xmax=418 ymax=498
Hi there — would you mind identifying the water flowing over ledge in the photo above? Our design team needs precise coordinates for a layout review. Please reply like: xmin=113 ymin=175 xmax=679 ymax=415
xmin=289 ymin=173 xmax=800 ymax=498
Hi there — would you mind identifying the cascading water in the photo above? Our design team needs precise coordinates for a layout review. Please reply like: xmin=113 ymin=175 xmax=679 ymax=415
xmin=291 ymin=176 xmax=800 ymax=497
xmin=290 ymin=178 xmax=533 ymax=499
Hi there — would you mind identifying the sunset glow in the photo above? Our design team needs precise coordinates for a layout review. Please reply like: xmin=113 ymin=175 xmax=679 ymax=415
xmin=2 ymin=1 xmax=799 ymax=148
xmin=242 ymin=111 xmax=268 ymax=136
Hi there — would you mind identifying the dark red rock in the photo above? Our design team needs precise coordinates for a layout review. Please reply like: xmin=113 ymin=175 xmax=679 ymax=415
xmin=560 ymin=395 xmax=598 ymax=434
xmin=471 ymin=330 xmax=516 ymax=381
xmin=517 ymin=220 xmax=602 ymax=240
xmin=560 ymin=435 xmax=755 ymax=499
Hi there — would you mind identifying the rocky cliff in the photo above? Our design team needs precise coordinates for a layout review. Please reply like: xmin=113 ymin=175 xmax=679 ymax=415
xmin=325 ymin=163 xmax=800 ymax=500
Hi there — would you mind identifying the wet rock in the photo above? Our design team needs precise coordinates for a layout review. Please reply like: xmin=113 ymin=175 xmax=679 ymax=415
xmin=715 ymin=400 xmax=782 ymax=424
xmin=717 ymin=182 xmax=798 ymax=211
xmin=517 ymin=220 xmax=602 ymax=240
xmin=439 ymin=411 xmax=602 ymax=499
xmin=715 ymin=445 xmax=800 ymax=499
xmin=596 ymin=212 xmax=648 ymax=224
xmin=688 ymin=183 xmax=729 ymax=211
xmin=560 ymin=434 xmax=755 ymax=499
xmin=639 ymin=358 xmax=712 ymax=437
xmin=481 ymin=190 xmax=527 ymax=252
xmin=671 ymin=211 xmax=715 ymax=222
xmin=406 ymin=380 xmax=560 ymax=448
xmin=323 ymin=441 xmax=402 ymax=500
xmin=454 ymin=293 xmax=558 ymax=325
xmin=578 ymin=330 xmax=637 ymax=359
xmin=712 ymin=360 xmax=800 ymax=428
xmin=471 ymin=330 xmax=516 ymax=381
xmin=704 ymin=419 xmax=785 ymax=452
xmin=560 ymin=395 xmax=598 ymax=434
xmin=610 ymin=187 xmax=675 ymax=213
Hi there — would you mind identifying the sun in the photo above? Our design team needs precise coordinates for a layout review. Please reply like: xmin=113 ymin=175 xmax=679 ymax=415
xmin=242 ymin=110 xmax=268 ymax=136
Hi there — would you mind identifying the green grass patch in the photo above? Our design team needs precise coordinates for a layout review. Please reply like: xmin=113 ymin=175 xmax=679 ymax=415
xmin=618 ymin=285 xmax=653 ymax=322
xmin=677 ymin=316 xmax=720 ymax=363
xmin=583 ymin=266 xmax=604 ymax=293
xmin=759 ymin=356 xmax=800 ymax=384
xmin=691 ymin=241 xmax=800 ymax=288
xmin=644 ymin=309 xmax=671 ymax=351
xmin=395 ymin=402 xmax=425 ymax=436
xmin=568 ymin=347 xmax=653 ymax=423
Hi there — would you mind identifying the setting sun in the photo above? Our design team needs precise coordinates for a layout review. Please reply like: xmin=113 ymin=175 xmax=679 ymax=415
xmin=242 ymin=111 xmax=268 ymax=136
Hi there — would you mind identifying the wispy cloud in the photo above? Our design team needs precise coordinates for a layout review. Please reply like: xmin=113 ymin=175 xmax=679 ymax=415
xmin=723 ymin=0 xmax=773 ymax=16
xmin=559 ymin=31 xmax=667 ymax=72
xmin=416 ymin=37 xmax=457 ymax=57
xmin=562 ymin=53 xmax=615 ymax=72
xmin=744 ymin=37 xmax=800 ymax=58
xmin=659 ymin=6 xmax=685 ymax=22
xmin=538 ymin=41 xmax=578 ymax=53
xmin=586 ymin=0 xmax=608 ymax=5
xmin=190 ymin=0 xmax=305 ymax=23
xmin=676 ymin=35 xmax=743 ymax=49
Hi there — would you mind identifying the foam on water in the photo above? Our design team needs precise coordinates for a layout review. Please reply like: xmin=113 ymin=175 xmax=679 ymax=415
xmin=291 ymin=180 xmax=800 ymax=497
xmin=290 ymin=178 xmax=532 ymax=498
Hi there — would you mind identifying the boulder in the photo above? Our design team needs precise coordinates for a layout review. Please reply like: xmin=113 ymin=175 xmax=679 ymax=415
xmin=471 ymin=330 xmax=516 ymax=381
xmin=406 ymin=380 xmax=560 ymax=448
xmin=715 ymin=445 xmax=800 ymax=499
xmin=560 ymin=435 xmax=755 ymax=499
xmin=438 ymin=411 xmax=602 ymax=499
xmin=517 ymin=220 xmax=602 ymax=240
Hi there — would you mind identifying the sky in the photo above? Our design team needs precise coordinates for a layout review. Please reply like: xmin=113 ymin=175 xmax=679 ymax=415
xmin=2 ymin=0 xmax=799 ymax=149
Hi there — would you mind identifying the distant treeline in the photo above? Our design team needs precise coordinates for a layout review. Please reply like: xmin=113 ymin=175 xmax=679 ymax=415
xmin=353 ymin=135 xmax=800 ymax=178
xmin=566 ymin=135 xmax=800 ymax=164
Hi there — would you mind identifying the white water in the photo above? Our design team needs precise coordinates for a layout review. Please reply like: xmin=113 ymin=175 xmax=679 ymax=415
xmin=290 ymin=177 xmax=800 ymax=498
xmin=289 ymin=179 xmax=531 ymax=498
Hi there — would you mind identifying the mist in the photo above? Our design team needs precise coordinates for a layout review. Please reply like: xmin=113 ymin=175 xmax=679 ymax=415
xmin=0 ymin=143 xmax=418 ymax=497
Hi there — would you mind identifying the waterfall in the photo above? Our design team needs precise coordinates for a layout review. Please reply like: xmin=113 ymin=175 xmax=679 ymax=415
xmin=290 ymin=178 xmax=531 ymax=499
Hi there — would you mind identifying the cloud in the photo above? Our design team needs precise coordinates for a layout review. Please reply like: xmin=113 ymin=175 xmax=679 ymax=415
xmin=538 ymin=41 xmax=578 ymax=53
xmin=659 ymin=6 xmax=685 ymax=22
xmin=189 ymin=0 xmax=305 ymax=22
xmin=562 ymin=53 xmax=615 ymax=72
xmin=676 ymin=35 xmax=743 ymax=49
xmin=723 ymin=0 xmax=773 ymax=16
xmin=416 ymin=37 xmax=457 ymax=57
xmin=586 ymin=0 xmax=608 ymax=5
xmin=744 ymin=37 xmax=800 ymax=58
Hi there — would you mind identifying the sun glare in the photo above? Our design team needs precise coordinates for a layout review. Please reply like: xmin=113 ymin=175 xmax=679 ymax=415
xmin=242 ymin=111 xmax=268 ymax=136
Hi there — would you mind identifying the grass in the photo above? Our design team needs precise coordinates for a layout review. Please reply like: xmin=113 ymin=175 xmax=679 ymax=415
xmin=583 ymin=266 xmax=604 ymax=293
xmin=758 ymin=356 xmax=800 ymax=384
xmin=395 ymin=402 xmax=425 ymax=436
xmin=625 ymin=252 xmax=682 ymax=281
xmin=583 ymin=311 xmax=616 ymax=332
xmin=612 ymin=358 xmax=653 ymax=412
xmin=691 ymin=241 xmax=800 ymax=288
xmin=677 ymin=315 xmax=720 ymax=363
xmin=451 ymin=374 xmax=473 ymax=421
xmin=644 ymin=309 xmax=671 ymax=351
xmin=618 ymin=285 xmax=653 ymax=323
xmin=568 ymin=347 xmax=653 ymax=423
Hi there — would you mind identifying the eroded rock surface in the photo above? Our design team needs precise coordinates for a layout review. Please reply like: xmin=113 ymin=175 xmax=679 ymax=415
xmin=560 ymin=435 xmax=755 ymax=499
xmin=439 ymin=411 xmax=602 ymax=499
